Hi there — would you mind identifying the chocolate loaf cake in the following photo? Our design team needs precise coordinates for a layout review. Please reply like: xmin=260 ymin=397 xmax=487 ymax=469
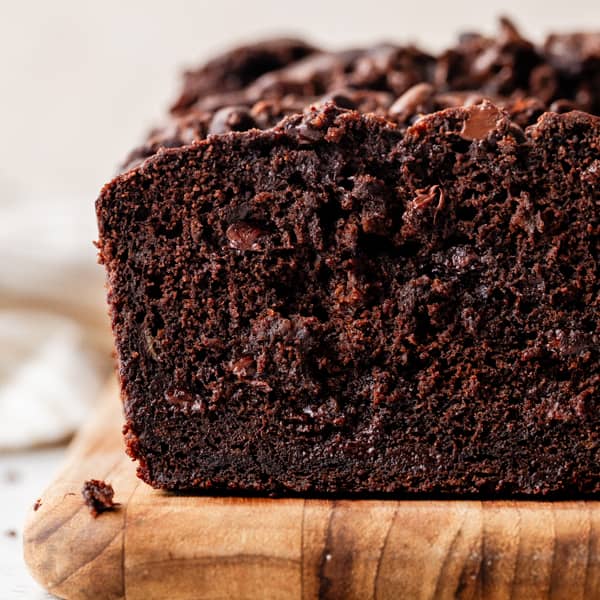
xmin=96 ymin=20 xmax=600 ymax=496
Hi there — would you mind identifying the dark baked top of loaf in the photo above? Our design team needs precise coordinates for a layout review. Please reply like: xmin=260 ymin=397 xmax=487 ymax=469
xmin=123 ymin=18 xmax=600 ymax=170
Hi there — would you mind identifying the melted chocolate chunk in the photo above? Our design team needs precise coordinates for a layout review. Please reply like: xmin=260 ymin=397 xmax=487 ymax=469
xmin=208 ymin=106 xmax=257 ymax=135
xmin=459 ymin=101 xmax=503 ymax=140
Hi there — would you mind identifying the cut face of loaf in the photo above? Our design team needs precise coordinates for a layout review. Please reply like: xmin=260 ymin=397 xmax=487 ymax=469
xmin=96 ymin=102 xmax=600 ymax=496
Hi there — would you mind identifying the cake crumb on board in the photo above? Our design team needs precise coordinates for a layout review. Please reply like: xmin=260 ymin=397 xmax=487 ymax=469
xmin=81 ymin=479 xmax=118 ymax=517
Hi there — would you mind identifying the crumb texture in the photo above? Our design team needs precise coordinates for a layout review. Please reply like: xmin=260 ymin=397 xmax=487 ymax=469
xmin=82 ymin=479 xmax=116 ymax=516
xmin=96 ymin=22 xmax=600 ymax=497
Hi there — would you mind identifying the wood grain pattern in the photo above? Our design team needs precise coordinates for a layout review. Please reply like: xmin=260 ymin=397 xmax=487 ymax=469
xmin=23 ymin=380 xmax=600 ymax=599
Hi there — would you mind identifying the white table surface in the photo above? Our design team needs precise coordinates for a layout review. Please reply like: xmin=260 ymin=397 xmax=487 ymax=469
xmin=1 ymin=447 xmax=67 ymax=599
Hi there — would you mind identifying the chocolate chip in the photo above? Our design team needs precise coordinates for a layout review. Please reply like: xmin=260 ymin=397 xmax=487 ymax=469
xmin=226 ymin=222 xmax=267 ymax=251
xmin=232 ymin=356 xmax=256 ymax=378
xmin=318 ymin=90 xmax=357 ymax=109
xmin=529 ymin=64 xmax=558 ymax=103
xmin=412 ymin=185 xmax=443 ymax=210
xmin=459 ymin=102 xmax=503 ymax=140
xmin=296 ymin=121 xmax=325 ymax=142
xmin=498 ymin=16 xmax=524 ymax=44
xmin=389 ymin=83 xmax=434 ymax=118
xmin=549 ymin=99 xmax=579 ymax=113
xmin=291 ymin=104 xmax=342 ymax=144
xmin=435 ymin=91 xmax=489 ymax=109
xmin=208 ymin=106 xmax=256 ymax=135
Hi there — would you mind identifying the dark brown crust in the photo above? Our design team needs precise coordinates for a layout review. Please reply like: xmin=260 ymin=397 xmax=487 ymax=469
xmin=170 ymin=38 xmax=318 ymax=114
xmin=121 ymin=19 xmax=600 ymax=171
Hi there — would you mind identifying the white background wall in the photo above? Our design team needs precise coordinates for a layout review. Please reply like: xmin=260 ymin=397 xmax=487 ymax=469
xmin=1 ymin=0 xmax=600 ymax=204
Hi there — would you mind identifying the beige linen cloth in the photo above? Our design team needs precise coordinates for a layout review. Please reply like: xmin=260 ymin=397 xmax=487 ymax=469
xmin=0 ymin=182 xmax=114 ymax=450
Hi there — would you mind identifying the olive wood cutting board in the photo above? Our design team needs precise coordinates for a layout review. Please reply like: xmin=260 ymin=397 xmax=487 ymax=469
xmin=24 ymin=379 xmax=600 ymax=599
